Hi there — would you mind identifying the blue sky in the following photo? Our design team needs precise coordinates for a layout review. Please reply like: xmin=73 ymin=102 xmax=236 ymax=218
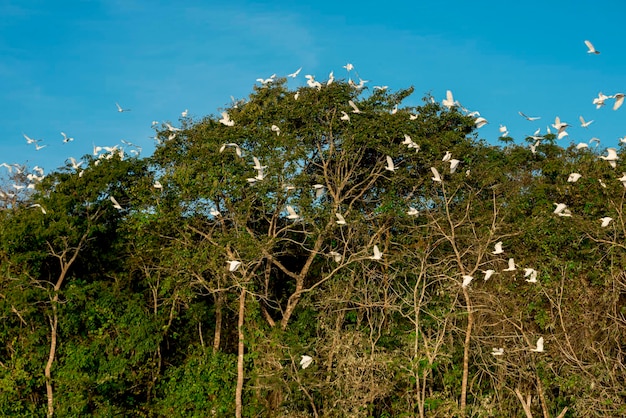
xmin=2 ymin=0 xmax=625 ymax=173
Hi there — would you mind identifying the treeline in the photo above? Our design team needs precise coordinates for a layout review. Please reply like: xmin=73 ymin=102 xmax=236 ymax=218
xmin=0 ymin=79 xmax=625 ymax=417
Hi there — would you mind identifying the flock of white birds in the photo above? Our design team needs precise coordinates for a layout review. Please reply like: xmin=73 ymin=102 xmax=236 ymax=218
xmin=1 ymin=40 xmax=620 ymax=367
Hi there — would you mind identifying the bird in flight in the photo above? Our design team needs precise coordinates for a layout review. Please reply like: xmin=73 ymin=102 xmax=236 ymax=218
xmin=491 ymin=347 xmax=504 ymax=356
xmin=492 ymin=241 xmax=504 ymax=255
xmin=518 ymin=111 xmax=540 ymax=121
xmin=370 ymin=245 xmax=382 ymax=260
xmin=348 ymin=100 xmax=361 ymax=114
xmin=600 ymin=148 xmax=619 ymax=168
xmin=482 ymin=269 xmax=496 ymax=281
xmin=584 ymin=40 xmax=600 ymax=55
xmin=474 ymin=117 xmax=488 ymax=128
xmin=530 ymin=337 xmax=544 ymax=352
xmin=287 ymin=67 xmax=302 ymax=78
xmin=600 ymin=217 xmax=613 ymax=227
xmin=579 ymin=116 xmax=594 ymax=128
xmin=503 ymin=258 xmax=516 ymax=271
xmin=613 ymin=93 xmax=625 ymax=111
xmin=116 ymin=102 xmax=130 ymax=112
xmin=219 ymin=143 xmax=242 ymax=157
xmin=462 ymin=275 xmax=473 ymax=288
xmin=227 ymin=260 xmax=242 ymax=272
xmin=110 ymin=196 xmax=123 ymax=210
xmin=442 ymin=90 xmax=456 ymax=109
xmin=286 ymin=205 xmax=300 ymax=220
xmin=431 ymin=167 xmax=442 ymax=182
xmin=61 ymin=132 xmax=74 ymax=143
xmin=219 ymin=111 xmax=235 ymax=127
xmin=385 ymin=156 xmax=397 ymax=172
xmin=335 ymin=213 xmax=347 ymax=225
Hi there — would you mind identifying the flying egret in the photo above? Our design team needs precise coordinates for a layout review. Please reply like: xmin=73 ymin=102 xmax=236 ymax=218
xmin=431 ymin=167 xmax=442 ymax=182
xmin=567 ymin=173 xmax=582 ymax=183
xmin=287 ymin=67 xmax=302 ymax=78
xmin=462 ymin=275 xmax=473 ymax=288
xmin=593 ymin=92 xmax=609 ymax=109
xmin=619 ymin=173 xmax=626 ymax=187
xmin=219 ymin=143 xmax=242 ymax=157
xmin=256 ymin=74 xmax=276 ymax=85
xmin=518 ymin=111 xmax=540 ymax=121
xmin=448 ymin=159 xmax=460 ymax=173
xmin=584 ymin=40 xmax=600 ymax=54
xmin=576 ymin=142 xmax=589 ymax=150
xmin=30 ymin=203 xmax=47 ymax=214
xmin=115 ymin=102 xmax=130 ymax=112
xmin=503 ymin=258 xmax=516 ymax=272
xmin=491 ymin=347 xmax=504 ymax=356
xmin=110 ymin=196 xmax=123 ymax=210
xmin=552 ymin=116 xmax=569 ymax=134
xmin=340 ymin=111 xmax=350 ymax=121
xmin=499 ymin=125 xmax=509 ymax=137
xmin=373 ymin=85 xmax=388 ymax=91
xmin=370 ymin=245 xmax=382 ymax=260
xmin=61 ymin=132 xmax=74 ymax=143
xmin=601 ymin=217 xmax=613 ymax=227
xmin=600 ymin=148 xmax=619 ymax=168
xmin=335 ymin=213 xmax=346 ymax=225
xmin=219 ymin=112 xmax=235 ymax=126
xmin=475 ymin=117 xmax=488 ymax=128
xmin=530 ymin=337 xmax=544 ymax=352
xmin=312 ymin=184 xmax=325 ymax=199
xmin=181 ymin=109 xmax=188 ymax=117
xmin=442 ymin=151 xmax=452 ymax=162
xmin=227 ymin=260 xmax=242 ymax=272
xmin=442 ymin=90 xmax=456 ymax=109
xmin=164 ymin=122 xmax=181 ymax=132
xmin=35 ymin=143 xmax=47 ymax=150
xmin=385 ymin=156 xmax=397 ymax=172
xmin=343 ymin=63 xmax=354 ymax=71
xmin=613 ymin=93 xmax=625 ymax=111
xmin=579 ymin=116 xmax=594 ymax=128
xmin=300 ymin=355 xmax=313 ymax=369
xmin=482 ymin=269 xmax=496 ymax=281
xmin=23 ymin=134 xmax=40 ymax=144
xmin=553 ymin=203 xmax=569 ymax=215
xmin=492 ymin=242 xmax=504 ymax=255
xmin=286 ymin=205 xmax=300 ymax=220
xmin=524 ymin=268 xmax=538 ymax=283
xmin=348 ymin=100 xmax=361 ymax=114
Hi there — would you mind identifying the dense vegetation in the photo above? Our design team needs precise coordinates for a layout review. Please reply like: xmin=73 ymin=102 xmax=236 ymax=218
xmin=1 ymin=79 xmax=625 ymax=417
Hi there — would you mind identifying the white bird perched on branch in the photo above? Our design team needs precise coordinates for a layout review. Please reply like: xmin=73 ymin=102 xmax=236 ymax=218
xmin=256 ymin=74 xmax=276 ymax=86
xmin=271 ymin=125 xmax=281 ymax=136
xmin=328 ymin=251 xmax=342 ymax=262
xmin=442 ymin=90 xmax=457 ymax=109
xmin=30 ymin=203 xmax=47 ymax=214
xmin=553 ymin=203 xmax=569 ymax=216
xmin=567 ymin=173 xmax=582 ymax=183
xmin=385 ymin=156 xmax=397 ymax=172
xmin=305 ymin=74 xmax=322 ymax=89
xmin=524 ymin=268 xmax=538 ymax=283
xmin=348 ymin=100 xmax=361 ymax=114
xmin=370 ymin=245 xmax=382 ymax=260
xmin=530 ymin=337 xmax=544 ymax=352
xmin=335 ymin=213 xmax=346 ymax=225
xmin=491 ymin=347 xmax=504 ymax=356
xmin=407 ymin=207 xmax=419 ymax=216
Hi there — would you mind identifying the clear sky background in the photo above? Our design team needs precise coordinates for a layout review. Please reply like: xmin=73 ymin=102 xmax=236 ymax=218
xmin=2 ymin=0 xmax=625 ymax=173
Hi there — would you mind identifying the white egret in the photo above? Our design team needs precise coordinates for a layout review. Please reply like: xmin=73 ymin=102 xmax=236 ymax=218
xmin=271 ymin=125 xmax=281 ymax=136
xmin=593 ymin=92 xmax=609 ymax=109
xmin=305 ymin=75 xmax=322 ymax=89
xmin=492 ymin=242 xmax=504 ymax=255
xmin=613 ymin=93 xmax=625 ymax=111
xmin=286 ymin=205 xmax=300 ymax=220
xmin=553 ymin=203 xmax=569 ymax=215
xmin=491 ymin=347 xmax=504 ymax=356
xmin=567 ymin=173 xmax=582 ymax=183
xmin=503 ymin=258 xmax=516 ymax=271
xmin=30 ymin=203 xmax=47 ymax=214
xmin=61 ymin=132 xmax=74 ymax=143
xmin=601 ymin=217 xmax=613 ymax=227
xmin=312 ymin=184 xmax=325 ymax=199
xmin=407 ymin=207 xmax=419 ymax=216
xmin=530 ymin=337 xmax=544 ymax=352
xmin=600 ymin=148 xmax=619 ymax=168
xmin=343 ymin=63 xmax=354 ymax=72
xmin=576 ymin=142 xmax=589 ymax=150
xmin=524 ymin=268 xmax=538 ymax=283
xmin=348 ymin=100 xmax=361 ymax=114
xmin=35 ymin=143 xmax=47 ymax=150
xmin=579 ymin=116 xmax=594 ymax=128
xmin=256 ymin=74 xmax=276 ymax=85
xmin=482 ymin=269 xmax=496 ymax=281
xmin=518 ymin=111 xmax=540 ymax=121
xmin=462 ymin=275 xmax=473 ymax=288
xmin=584 ymin=40 xmax=600 ymax=54
xmin=335 ymin=213 xmax=346 ymax=225
xmin=385 ymin=156 xmax=397 ymax=172
xmin=300 ymin=355 xmax=313 ymax=369
xmin=475 ymin=117 xmax=488 ymax=128
xmin=219 ymin=143 xmax=242 ymax=157
xmin=449 ymin=159 xmax=460 ymax=173
xmin=442 ymin=151 xmax=452 ymax=162
xmin=431 ymin=167 xmax=442 ymax=182
xmin=287 ymin=67 xmax=302 ymax=78
xmin=370 ymin=245 xmax=382 ymax=260
xmin=219 ymin=112 xmax=235 ymax=126
xmin=442 ymin=90 xmax=456 ymax=109
xmin=209 ymin=208 xmax=221 ymax=217
xmin=115 ymin=102 xmax=130 ymax=112
xmin=227 ymin=260 xmax=242 ymax=272
xmin=329 ymin=251 xmax=342 ymax=262
xmin=340 ymin=111 xmax=350 ymax=121
xmin=153 ymin=180 xmax=163 ymax=189
xmin=499 ymin=125 xmax=509 ymax=137
xmin=110 ymin=196 xmax=123 ymax=210
xmin=181 ymin=109 xmax=188 ymax=117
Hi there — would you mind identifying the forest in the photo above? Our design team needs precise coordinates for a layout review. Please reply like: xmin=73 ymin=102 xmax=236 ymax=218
xmin=1 ymin=78 xmax=625 ymax=417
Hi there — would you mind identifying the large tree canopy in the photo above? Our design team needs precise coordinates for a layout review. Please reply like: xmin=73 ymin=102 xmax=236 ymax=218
xmin=1 ymin=78 xmax=625 ymax=417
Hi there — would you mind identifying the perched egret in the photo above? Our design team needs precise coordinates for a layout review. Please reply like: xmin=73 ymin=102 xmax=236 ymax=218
xmin=348 ymin=100 xmax=361 ymax=114
xmin=462 ymin=275 xmax=473 ymax=288
xmin=329 ymin=251 xmax=342 ymax=262
xmin=407 ymin=207 xmax=419 ymax=216
xmin=335 ymin=213 xmax=346 ymax=225
xmin=491 ymin=347 xmax=504 ymax=356
xmin=227 ymin=260 xmax=242 ymax=272
xmin=385 ymin=156 xmax=397 ymax=172
xmin=271 ymin=125 xmax=281 ymax=136
xmin=340 ymin=111 xmax=350 ymax=121
xmin=219 ymin=112 xmax=235 ymax=126
xmin=600 ymin=217 xmax=613 ymax=227
xmin=567 ymin=173 xmax=582 ymax=183
xmin=431 ymin=167 xmax=442 ymax=182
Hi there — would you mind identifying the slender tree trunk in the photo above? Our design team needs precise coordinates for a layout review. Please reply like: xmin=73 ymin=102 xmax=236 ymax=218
xmin=235 ymin=289 xmax=246 ymax=418
xmin=213 ymin=291 xmax=223 ymax=353
xmin=45 ymin=302 xmax=58 ymax=418
xmin=460 ymin=287 xmax=472 ymax=416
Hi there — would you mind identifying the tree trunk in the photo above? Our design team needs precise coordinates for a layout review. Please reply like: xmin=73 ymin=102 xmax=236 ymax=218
xmin=235 ymin=289 xmax=246 ymax=418
xmin=45 ymin=304 xmax=58 ymax=418
xmin=460 ymin=287 xmax=472 ymax=416
xmin=213 ymin=291 xmax=223 ymax=353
